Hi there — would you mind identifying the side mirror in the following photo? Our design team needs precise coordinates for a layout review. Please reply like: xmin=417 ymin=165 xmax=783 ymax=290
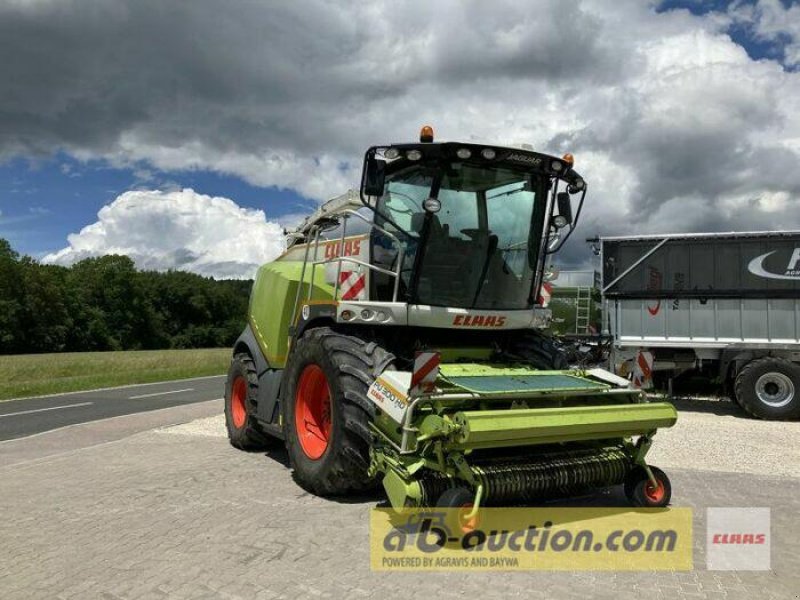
xmin=362 ymin=157 xmax=386 ymax=197
xmin=546 ymin=230 xmax=562 ymax=251
xmin=556 ymin=191 xmax=573 ymax=225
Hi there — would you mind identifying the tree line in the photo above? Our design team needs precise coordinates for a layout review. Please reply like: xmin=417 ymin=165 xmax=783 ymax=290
xmin=0 ymin=239 xmax=252 ymax=354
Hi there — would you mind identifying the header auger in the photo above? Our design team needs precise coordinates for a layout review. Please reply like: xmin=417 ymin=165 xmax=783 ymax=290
xmin=224 ymin=126 xmax=677 ymax=517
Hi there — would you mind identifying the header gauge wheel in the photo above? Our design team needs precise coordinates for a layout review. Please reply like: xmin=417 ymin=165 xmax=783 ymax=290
xmin=625 ymin=466 xmax=671 ymax=508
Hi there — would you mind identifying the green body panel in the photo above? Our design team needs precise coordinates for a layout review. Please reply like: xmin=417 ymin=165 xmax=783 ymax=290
xmin=450 ymin=403 xmax=678 ymax=450
xmin=436 ymin=347 xmax=494 ymax=362
xmin=382 ymin=468 xmax=423 ymax=509
xmin=549 ymin=286 xmax=601 ymax=336
xmin=248 ymin=260 xmax=335 ymax=367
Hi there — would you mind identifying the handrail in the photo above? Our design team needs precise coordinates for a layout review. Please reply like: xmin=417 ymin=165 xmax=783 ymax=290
xmin=293 ymin=208 xmax=407 ymax=318
xmin=310 ymin=256 xmax=400 ymax=279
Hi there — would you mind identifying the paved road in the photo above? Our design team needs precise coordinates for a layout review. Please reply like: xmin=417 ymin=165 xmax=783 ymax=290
xmin=0 ymin=375 xmax=226 ymax=441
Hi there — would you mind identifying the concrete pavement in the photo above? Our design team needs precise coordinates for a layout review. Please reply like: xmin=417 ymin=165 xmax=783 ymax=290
xmin=0 ymin=400 xmax=798 ymax=599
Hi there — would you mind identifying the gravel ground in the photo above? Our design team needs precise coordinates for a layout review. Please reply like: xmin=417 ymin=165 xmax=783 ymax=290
xmin=164 ymin=396 xmax=799 ymax=478
xmin=648 ymin=397 xmax=799 ymax=478
xmin=161 ymin=414 xmax=227 ymax=437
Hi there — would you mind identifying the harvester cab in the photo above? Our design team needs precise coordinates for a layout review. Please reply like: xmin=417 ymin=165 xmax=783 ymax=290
xmin=225 ymin=126 xmax=677 ymax=517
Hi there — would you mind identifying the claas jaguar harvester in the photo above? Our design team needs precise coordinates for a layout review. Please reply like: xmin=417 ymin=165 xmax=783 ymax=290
xmin=225 ymin=126 xmax=677 ymax=517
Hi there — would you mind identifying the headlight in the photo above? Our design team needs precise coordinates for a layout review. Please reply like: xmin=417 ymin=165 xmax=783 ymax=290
xmin=481 ymin=148 xmax=496 ymax=160
xmin=423 ymin=197 xmax=441 ymax=212
xmin=456 ymin=148 xmax=472 ymax=159
xmin=553 ymin=215 xmax=568 ymax=228
xmin=384 ymin=148 xmax=400 ymax=160
xmin=551 ymin=160 xmax=563 ymax=171
xmin=406 ymin=149 xmax=423 ymax=161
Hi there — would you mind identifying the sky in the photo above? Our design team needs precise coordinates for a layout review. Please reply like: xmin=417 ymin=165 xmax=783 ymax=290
xmin=1 ymin=0 xmax=799 ymax=278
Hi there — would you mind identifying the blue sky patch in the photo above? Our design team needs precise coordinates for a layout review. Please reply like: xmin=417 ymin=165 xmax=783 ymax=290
xmin=0 ymin=155 xmax=315 ymax=258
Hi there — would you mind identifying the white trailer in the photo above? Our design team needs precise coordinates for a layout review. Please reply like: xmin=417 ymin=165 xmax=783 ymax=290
xmin=601 ymin=231 xmax=800 ymax=420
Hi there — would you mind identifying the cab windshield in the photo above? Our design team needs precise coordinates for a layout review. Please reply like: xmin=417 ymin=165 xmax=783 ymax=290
xmin=372 ymin=162 xmax=544 ymax=309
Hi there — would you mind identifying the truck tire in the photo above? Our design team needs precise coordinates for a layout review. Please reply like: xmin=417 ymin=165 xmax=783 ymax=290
xmin=282 ymin=327 xmax=395 ymax=495
xmin=734 ymin=357 xmax=800 ymax=420
xmin=225 ymin=353 xmax=279 ymax=450
xmin=506 ymin=330 xmax=569 ymax=370
xmin=727 ymin=372 xmax=744 ymax=409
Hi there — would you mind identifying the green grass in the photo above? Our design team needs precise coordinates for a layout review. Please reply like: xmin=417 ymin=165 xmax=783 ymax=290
xmin=0 ymin=348 xmax=231 ymax=401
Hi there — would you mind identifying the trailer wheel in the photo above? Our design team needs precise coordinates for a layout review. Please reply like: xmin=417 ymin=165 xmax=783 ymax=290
xmin=735 ymin=357 xmax=800 ymax=420
xmin=282 ymin=327 xmax=395 ymax=495
xmin=625 ymin=466 xmax=671 ymax=508
xmin=728 ymin=374 xmax=744 ymax=409
xmin=224 ymin=353 xmax=277 ymax=450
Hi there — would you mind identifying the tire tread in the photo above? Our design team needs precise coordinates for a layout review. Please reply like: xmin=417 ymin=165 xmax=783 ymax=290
xmin=284 ymin=327 xmax=395 ymax=495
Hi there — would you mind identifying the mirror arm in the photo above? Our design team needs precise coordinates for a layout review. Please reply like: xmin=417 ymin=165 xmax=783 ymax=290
xmin=546 ymin=185 xmax=587 ymax=254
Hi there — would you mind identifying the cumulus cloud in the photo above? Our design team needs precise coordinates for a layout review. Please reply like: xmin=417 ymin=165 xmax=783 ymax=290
xmin=2 ymin=0 xmax=800 ymax=269
xmin=725 ymin=0 xmax=800 ymax=67
xmin=43 ymin=189 xmax=285 ymax=279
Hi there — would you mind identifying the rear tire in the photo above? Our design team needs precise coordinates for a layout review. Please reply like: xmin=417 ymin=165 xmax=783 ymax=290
xmin=283 ymin=327 xmax=395 ymax=495
xmin=735 ymin=357 xmax=800 ymax=420
xmin=505 ymin=330 xmax=569 ymax=370
xmin=224 ymin=353 xmax=277 ymax=450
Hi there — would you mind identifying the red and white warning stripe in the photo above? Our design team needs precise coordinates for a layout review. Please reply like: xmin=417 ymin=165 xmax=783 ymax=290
xmin=411 ymin=351 xmax=440 ymax=393
xmin=339 ymin=270 xmax=366 ymax=301
xmin=632 ymin=350 xmax=654 ymax=389
xmin=537 ymin=282 xmax=553 ymax=307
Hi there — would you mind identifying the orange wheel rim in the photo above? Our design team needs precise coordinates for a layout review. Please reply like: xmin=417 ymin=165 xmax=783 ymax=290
xmin=295 ymin=364 xmax=332 ymax=460
xmin=231 ymin=376 xmax=247 ymax=429
xmin=644 ymin=479 xmax=665 ymax=504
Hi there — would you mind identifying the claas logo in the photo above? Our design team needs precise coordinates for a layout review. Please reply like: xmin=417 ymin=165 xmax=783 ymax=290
xmin=324 ymin=238 xmax=362 ymax=259
xmin=452 ymin=315 xmax=507 ymax=327
xmin=711 ymin=533 xmax=766 ymax=545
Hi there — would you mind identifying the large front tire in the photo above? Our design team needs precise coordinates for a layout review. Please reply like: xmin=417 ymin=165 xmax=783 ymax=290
xmin=505 ymin=330 xmax=569 ymax=370
xmin=283 ymin=328 xmax=395 ymax=495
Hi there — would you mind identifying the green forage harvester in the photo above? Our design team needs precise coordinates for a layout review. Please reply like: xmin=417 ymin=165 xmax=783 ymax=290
xmin=223 ymin=126 xmax=677 ymax=523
